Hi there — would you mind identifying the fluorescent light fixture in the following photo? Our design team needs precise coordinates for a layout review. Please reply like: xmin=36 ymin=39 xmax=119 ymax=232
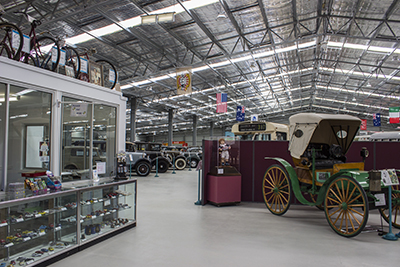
xmin=66 ymin=0 xmax=219 ymax=45
xmin=0 ymin=97 xmax=18 ymax=102
xmin=141 ymin=15 xmax=157 ymax=25
xmin=327 ymin=41 xmax=400 ymax=54
xmin=13 ymin=89 xmax=34 ymax=96
xmin=157 ymin=12 xmax=175 ymax=23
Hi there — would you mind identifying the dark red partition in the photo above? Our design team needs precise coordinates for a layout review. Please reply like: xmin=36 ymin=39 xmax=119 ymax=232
xmin=202 ymin=140 xmax=400 ymax=204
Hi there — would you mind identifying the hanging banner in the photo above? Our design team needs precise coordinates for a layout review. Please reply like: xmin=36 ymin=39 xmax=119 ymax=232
xmin=373 ymin=113 xmax=381 ymax=127
xmin=389 ymin=107 xmax=400 ymax=124
xmin=360 ymin=119 xmax=367 ymax=130
xmin=176 ymin=67 xmax=192 ymax=95
xmin=70 ymin=103 xmax=88 ymax=117
xmin=216 ymin=93 xmax=227 ymax=113
xmin=236 ymin=106 xmax=245 ymax=121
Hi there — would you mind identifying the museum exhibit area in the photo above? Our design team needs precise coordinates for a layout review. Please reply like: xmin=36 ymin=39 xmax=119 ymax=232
xmin=0 ymin=57 xmax=136 ymax=266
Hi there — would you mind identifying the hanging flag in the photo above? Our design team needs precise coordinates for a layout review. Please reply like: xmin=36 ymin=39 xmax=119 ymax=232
xmin=389 ymin=107 xmax=400 ymax=124
xmin=216 ymin=93 xmax=227 ymax=113
xmin=176 ymin=67 xmax=192 ymax=95
xmin=373 ymin=113 xmax=381 ymax=127
xmin=360 ymin=119 xmax=367 ymax=130
xmin=236 ymin=106 xmax=245 ymax=121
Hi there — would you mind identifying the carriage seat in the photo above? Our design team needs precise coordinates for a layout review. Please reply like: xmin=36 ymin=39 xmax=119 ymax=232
xmin=302 ymin=143 xmax=346 ymax=169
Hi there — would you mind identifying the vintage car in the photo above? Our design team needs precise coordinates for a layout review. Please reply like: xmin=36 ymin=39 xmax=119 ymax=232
xmin=125 ymin=152 xmax=152 ymax=176
xmin=160 ymin=146 xmax=187 ymax=170
xmin=262 ymin=113 xmax=400 ymax=237
xmin=182 ymin=146 xmax=202 ymax=168
xmin=63 ymin=146 xmax=105 ymax=171
xmin=126 ymin=142 xmax=171 ymax=173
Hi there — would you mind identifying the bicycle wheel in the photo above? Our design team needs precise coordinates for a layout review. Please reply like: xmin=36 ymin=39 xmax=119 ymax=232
xmin=62 ymin=45 xmax=80 ymax=78
xmin=31 ymin=35 xmax=60 ymax=71
xmin=95 ymin=59 xmax=117 ymax=89
xmin=0 ymin=43 xmax=12 ymax=58
xmin=0 ymin=22 xmax=23 ymax=60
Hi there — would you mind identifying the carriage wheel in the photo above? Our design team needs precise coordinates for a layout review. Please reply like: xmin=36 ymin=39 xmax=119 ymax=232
xmin=262 ymin=164 xmax=292 ymax=216
xmin=379 ymin=184 xmax=400 ymax=229
xmin=324 ymin=176 xmax=368 ymax=237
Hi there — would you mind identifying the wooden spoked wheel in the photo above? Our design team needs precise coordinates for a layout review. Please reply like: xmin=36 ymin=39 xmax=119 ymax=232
xmin=379 ymin=184 xmax=400 ymax=229
xmin=262 ymin=164 xmax=292 ymax=216
xmin=324 ymin=176 xmax=368 ymax=237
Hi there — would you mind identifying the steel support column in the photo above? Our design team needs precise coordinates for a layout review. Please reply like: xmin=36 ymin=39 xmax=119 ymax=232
xmin=193 ymin=115 xmax=197 ymax=146
xmin=130 ymin=97 xmax=137 ymax=142
xmin=209 ymin=121 xmax=214 ymax=137
xmin=168 ymin=109 xmax=173 ymax=146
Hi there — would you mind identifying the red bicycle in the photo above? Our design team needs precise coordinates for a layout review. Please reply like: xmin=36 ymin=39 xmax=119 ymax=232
xmin=16 ymin=12 xmax=60 ymax=71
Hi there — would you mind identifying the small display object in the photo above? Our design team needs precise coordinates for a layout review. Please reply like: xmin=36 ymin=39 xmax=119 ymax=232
xmin=116 ymin=151 xmax=128 ymax=179
xmin=218 ymin=138 xmax=231 ymax=166
xmin=89 ymin=61 xmax=103 ymax=86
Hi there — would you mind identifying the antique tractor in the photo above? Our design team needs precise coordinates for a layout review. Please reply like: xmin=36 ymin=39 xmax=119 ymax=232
xmin=262 ymin=113 xmax=400 ymax=237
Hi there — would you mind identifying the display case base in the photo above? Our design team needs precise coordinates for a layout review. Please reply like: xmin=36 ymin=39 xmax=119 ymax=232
xmin=207 ymin=174 xmax=241 ymax=206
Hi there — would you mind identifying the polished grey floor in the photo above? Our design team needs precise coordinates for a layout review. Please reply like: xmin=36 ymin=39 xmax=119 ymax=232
xmin=51 ymin=170 xmax=400 ymax=267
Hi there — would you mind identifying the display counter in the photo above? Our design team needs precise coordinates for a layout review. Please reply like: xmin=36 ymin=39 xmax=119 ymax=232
xmin=0 ymin=178 xmax=136 ymax=266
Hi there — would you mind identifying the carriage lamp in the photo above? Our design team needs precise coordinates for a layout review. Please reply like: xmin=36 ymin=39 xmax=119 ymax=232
xmin=360 ymin=147 xmax=369 ymax=162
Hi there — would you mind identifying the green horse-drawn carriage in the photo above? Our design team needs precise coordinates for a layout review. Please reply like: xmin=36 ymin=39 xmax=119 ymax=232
xmin=262 ymin=113 xmax=400 ymax=237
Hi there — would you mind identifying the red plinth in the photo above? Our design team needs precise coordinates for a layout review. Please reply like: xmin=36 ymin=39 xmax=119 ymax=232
xmin=207 ymin=175 xmax=241 ymax=205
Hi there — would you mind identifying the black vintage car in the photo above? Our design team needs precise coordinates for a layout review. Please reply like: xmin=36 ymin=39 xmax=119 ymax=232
xmin=182 ymin=146 xmax=202 ymax=168
xmin=126 ymin=142 xmax=171 ymax=173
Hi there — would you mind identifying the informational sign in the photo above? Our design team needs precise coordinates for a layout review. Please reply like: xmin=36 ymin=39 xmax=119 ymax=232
xmin=374 ymin=193 xmax=386 ymax=206
xmin=39 ymin=141 xmax=49 ymax=162
xmin=381 ymin=169 xmax=399 ymax=186
xmin=70 ymin=103 xmax=88 ymax=117
xmin=217 ymin=168 xmax=223 ymax=174
xmin=12 ymin=30 xmax=20 ymax=50
xmin=51 ymin=46 xmax=58 ymax=63
xmin=22 ymin=34 xmax=30 ymax=53
xmin=109 ymin=69 xmax=116 ymax=83
xmin=59 ymin=49 xmax=66 ymax=66
xmin=80 ymin=58 xmax=88 ymax=74
xmin=96 ymin=162 xmax=106 ymax=174
xmin=251 ymin=115 xmax=258 ymax=121
xmin=92 ymin=169 xmax=98 ymax=181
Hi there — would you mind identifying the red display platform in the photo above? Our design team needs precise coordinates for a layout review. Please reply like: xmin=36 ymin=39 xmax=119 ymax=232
xmin=207 ymin=174 xmax=241 ymax=206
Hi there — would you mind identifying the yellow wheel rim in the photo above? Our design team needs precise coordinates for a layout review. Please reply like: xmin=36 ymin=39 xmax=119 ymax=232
xmin=262 ymin=165 xmax=291 ymax=215
xmin=325 ymin=177 xmax=368 ymax=237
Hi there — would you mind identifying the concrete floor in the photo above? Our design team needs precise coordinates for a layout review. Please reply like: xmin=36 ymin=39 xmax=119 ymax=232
xmin=51 ymin=170 xmax=400 ymax=267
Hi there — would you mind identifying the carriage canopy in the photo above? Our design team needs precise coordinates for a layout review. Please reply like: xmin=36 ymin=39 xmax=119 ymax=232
xmin=288 ymin=113 xmax=361 ymax=159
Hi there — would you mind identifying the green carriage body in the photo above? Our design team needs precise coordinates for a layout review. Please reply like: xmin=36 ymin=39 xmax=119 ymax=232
xmin=262 ymin=113 xmax=399 ymax=237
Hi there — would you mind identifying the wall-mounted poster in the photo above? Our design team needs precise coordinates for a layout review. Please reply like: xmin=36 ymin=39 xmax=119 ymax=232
xmin=90 ymin=61 xmax=103 ymax=86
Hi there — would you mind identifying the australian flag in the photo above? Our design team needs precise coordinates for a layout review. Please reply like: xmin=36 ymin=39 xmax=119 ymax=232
xmin=373 ymin=113 xmax=381 ymax=127
xmin=236 ymin=106 xmax=245 ymax=121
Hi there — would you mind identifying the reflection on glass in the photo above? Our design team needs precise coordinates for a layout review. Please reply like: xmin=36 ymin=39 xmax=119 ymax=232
xmin=61 ymin=97 xmax=92 ymax=180
xmin=7 ymin=85 xmax=51 ymax=185
xmin=0 ymin=83 xmax=5 ymax=189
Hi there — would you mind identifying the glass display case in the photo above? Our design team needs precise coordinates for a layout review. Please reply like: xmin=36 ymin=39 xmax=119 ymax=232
xmin=0 ymin=179 xmax=136 ymax=266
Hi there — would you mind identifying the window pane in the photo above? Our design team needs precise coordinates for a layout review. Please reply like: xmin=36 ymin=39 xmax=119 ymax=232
xmin=61 ymin=97 xmax=92 ymax=180
xmin=94 ymin=104 xmax=116 ymax=178
xmin=8 ymin=85 xmax=51 ymax=184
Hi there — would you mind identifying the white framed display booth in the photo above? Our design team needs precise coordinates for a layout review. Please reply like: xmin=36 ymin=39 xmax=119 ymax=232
xmin=0 ymin=57 xmax=127 ymax=190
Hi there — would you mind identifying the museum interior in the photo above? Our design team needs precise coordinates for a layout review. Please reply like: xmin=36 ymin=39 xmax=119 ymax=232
xmin=1 ymin=0 xmax=400 ymax=266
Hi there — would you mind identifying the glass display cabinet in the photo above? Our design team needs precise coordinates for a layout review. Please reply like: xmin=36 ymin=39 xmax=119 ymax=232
xmin=0 ymin=179 xmax=136 ymax=266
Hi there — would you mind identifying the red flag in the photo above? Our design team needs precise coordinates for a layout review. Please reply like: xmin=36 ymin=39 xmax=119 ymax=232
xmin=360 ymin=119 xmax=367 ymax=130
